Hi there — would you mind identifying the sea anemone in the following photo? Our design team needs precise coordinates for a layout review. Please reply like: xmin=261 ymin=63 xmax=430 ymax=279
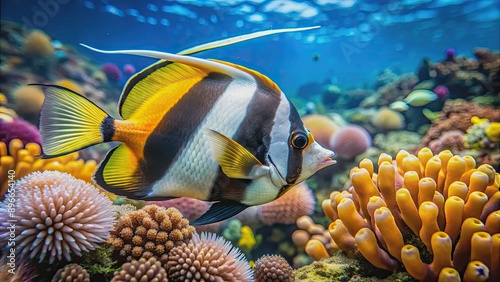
xmin=0 ymin=255 xmax=37 ymax=282
xmin=51 ymin=264 xmax=90 ymax=282
xmin=257 ymin=182 xmax=316 ymax=225
xmin=112 ymin=257 xmax=167 ymax=282
xmin=107 ymin=205 xmax=195 ymax=265
xmin=254 ymin=254 xmax=294 ymax=282
xmin=166 ymin=232 xmax=253 ymax=281
xmin=0 ymin=171 xmax=115 ymax=263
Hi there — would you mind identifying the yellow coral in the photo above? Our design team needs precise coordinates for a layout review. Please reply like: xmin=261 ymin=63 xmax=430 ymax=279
xmin=0 ymin=139 xmax=99 ymax=199
xmin=371 ymin=107 xmax=405 ymax=130
xmin=238 ymin=225 xmax=257 ymax=253
xmin=471 ymin=116 xmax=489 ymax=125
xmin=56 ymin=79 xmax=84 ymax=94
xmin=23 ymin=30 xmax=54 ymax=57
xmin=323 ymin=148 xmax=499 ymax=281
xmin=485 ymin=122 xmax=500 ymax=142
xmin=11 ymin=85 xmax=45 ymax=115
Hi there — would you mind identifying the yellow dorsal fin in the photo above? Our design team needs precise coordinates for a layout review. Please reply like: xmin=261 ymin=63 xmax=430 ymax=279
xmin=210 ymin=59 xmax=282 ymax=96
xmin=204 ymin=129 xmax=269 ymax=179
xmin=118 ymin=61 xmax=208 ymax=119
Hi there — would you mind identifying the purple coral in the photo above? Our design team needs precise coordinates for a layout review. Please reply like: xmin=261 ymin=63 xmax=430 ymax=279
xmin=433 ymin=85 xmax=450 ymax=100
xmin=329 ymin=125 xmax=372 ymax=160
xmin=0 ymin=118 xmax=41 ymax=146
xmin=101 ymin=63 xmax=122 ymax=81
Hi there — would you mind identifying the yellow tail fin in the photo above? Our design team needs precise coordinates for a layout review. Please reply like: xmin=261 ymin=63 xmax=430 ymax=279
xmin=36 ymin=85 xmax=111 ymax=158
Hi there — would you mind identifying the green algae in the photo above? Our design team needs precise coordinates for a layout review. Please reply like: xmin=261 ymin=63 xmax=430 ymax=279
xmin=293 ymin=252 xmax=417 ymax=282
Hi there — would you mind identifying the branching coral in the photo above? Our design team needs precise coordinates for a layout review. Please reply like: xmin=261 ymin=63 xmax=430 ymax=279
xmin=107 ymin=205 xmax=195 ymax=266
xmin=166 ymin=232 xmax=253 ymax=281
xmin=0 ymin=139 xmax=97 ymax=199
xmin=322 ymin=148 xmax=499 ymax=281
xmin=0 ymin=171 xmax=115 ymax=263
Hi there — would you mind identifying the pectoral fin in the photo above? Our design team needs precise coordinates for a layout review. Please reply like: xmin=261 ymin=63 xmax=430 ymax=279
xmin=204 ymin=129 xmax=269 ymax=179
xmin=190 ymin=201 xmax=248 ymax=226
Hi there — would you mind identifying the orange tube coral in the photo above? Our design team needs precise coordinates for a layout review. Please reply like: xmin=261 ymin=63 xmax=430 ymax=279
xmin=351 ymin=168 xmax=380 ymax=223
xmin=396 ymin=188 xmax=421 ymax=235
xmin=404 ymin=171 xmax=420 ymax=205
xmin=444 ymin=196 xmax=465 ymax=242
xmin=453 ymin=218 xmax=485 ymax=272
xmin=377 ymin=153 xmax=392 ymax=167
xmin=418 ymin=177 xmax=436 ymax=206
xmin=470 ymin=232 xmax=491 ymax=269
xmin=355 ymin=228 xmax=397 ymax=271
xmin=425 ymin=156 xmax=442 ymax=187
xmin=443 ymin=155 xmax=466 ymax=198
xmin=396 ymin=150 xmax=410 ymax=176
xmin=359 ymin=158 xmax=374 ymax=177
xmin=322 ymin=199 xmax=337 ymax=222
xmin=480 ymin=191 xmax=500 ymax=222
xmin=438 ymin=267 xmax=461 ymax=282
xmin=437 ymin=150 xmax=453 ymax=193
xmin=337 ymin=198 xmax=369 ymax=235
xmin=403 ymin=154 xmax=422 ymax=178
xmin=490 ymin=234 xmax=500 ymax=282
xmin=463 ymin=261 xmax=489 ymax=282
xmin=485 ymin=210 xmax=500 ymax=234
xmin=430 ymin=232 xmax=453 ymax=276
xmin=433 ymin=191 xmax=446 ymax=230
xmin=447 ymin=181 xmax=468 ymax=201
xmin=328 ymin=220 xmax=356 ymax=253
xmin=305 ymin=239 xmax=329 ymax=261
xmin=462 ymin=155 xmax=476 ymax=172
xmin=374 ymin=207 xmax=404 ymax=261
xmin=419 ymin=201 xmax=440 ymax=249
xmin=401 ymin=245 xmax=430 ymax=281
xmin=417 ymin=147 xmax=433 ymax=171
xmin=466 ymin=171 xmax=489 ymax=199
xmin=463 ymin=191 xmax=488 ymax=221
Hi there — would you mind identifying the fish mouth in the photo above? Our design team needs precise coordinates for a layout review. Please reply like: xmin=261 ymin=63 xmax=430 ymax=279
xmin=318 ymin=154 xmax=337 ymax=169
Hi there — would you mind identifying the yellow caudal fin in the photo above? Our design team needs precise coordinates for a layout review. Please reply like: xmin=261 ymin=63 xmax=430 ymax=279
xmin=36 ymin=84 xmax=111 ymax=158
xmin=93 ymin=143 xmax=144 ymax=198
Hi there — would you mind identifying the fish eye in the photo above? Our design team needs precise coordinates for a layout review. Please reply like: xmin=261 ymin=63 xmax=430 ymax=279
xmin=291 ymin=133 xmax=308 ymax=149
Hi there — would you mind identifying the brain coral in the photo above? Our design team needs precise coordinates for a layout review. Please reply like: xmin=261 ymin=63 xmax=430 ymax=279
xmin=166 ymin=232 xmax=253 ymax=281
xmin=329 ymin=125 xmax=372 ymax=160
xmin=0 ymin=171 xmax=115 ymax=263
xmin=254 ymin=254 xmax=294 ymax=282
xmin=112 ymin=257 xmax=167 ymax=282
xmin=371 ymin=107 xmax=405 ymax=130
xmin=323 ymin=148 xmax=499 ymax=281
xmin=107 ymin=205 xmax=195 ymax=265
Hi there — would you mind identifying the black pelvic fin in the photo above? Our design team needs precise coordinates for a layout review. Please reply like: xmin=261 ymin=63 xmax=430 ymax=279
xmin=190 ymin=201 xmax=248 ymax=226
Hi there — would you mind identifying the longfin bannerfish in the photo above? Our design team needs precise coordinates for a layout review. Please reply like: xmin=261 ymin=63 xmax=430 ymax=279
xmin=37 ymin=26 xmax=336 ymax=225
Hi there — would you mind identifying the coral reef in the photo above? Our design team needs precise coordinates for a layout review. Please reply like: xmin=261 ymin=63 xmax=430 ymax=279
xmin=107 ymin=205 xmax=195 ymax=265
xmin=0 ymin=171 xmax=115 ymax=263
xmin=149 ymin=197 xmax=210 ymax=222
xmin=373 ymin=131 xmax=421 ymax=157
xmin=321 ymin=148 xmax=499 ymax=281
xmin=361 ymin=74 xmax=418 ymax=108
xmin=302 ymin=114 xmax=339 ymax=149
xmin=0 ymin=117 xmax=41 ymax=145
xmin=0 ymin=139 xmax=97 ymax=199
xmin=23 ymin=30 xmax=55 ymax=57
xmin=10 ymin=85 xmax=45 ymax=120
xmin=329 ymin=125 xmax=372 ymax=160
xmin=428 ymin=130 xmax=465 ymax=153
xmin=254 ymin=254 xmax=294 ymax=282
xmin=371 ymin=107 xmax=405 ymax=131
xmin=101 ymin=63 xmax=122 ymax=82
xmin=166 ymin=232 xmax=253 ymax=281
xmin=293 ymin=215 xmax=338 ymax=261
xmin=112 ymin=257 xmax=167 ymax=282
xmin=257 ymin=182 xmax=316 ymax=225
xmin=51 ymin=264 xmax=90 ymax=282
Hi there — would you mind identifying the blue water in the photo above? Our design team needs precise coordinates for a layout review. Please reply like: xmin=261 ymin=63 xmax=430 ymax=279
xmin=1 ymin=0 xmax=499 ymax=95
